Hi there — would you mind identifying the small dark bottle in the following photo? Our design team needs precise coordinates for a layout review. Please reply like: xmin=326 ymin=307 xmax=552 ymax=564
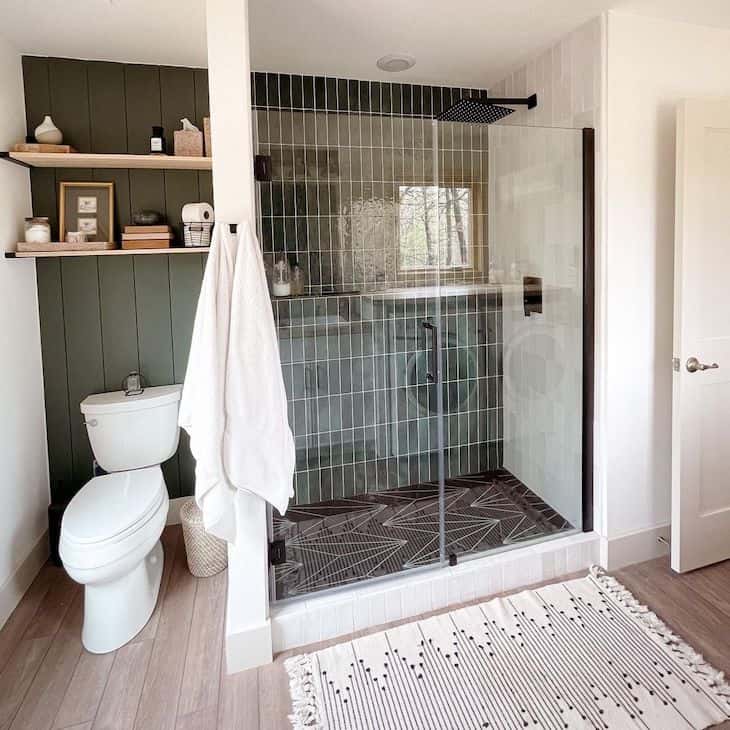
xmin=150 ymin=125 xmax=166 ymax=154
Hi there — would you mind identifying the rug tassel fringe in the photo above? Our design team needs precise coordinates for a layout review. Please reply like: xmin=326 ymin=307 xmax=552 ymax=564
xmin=590 ymin=566 xmax=730 ymax=702
xmin=285 ymin=654 xmax=324 ymax=729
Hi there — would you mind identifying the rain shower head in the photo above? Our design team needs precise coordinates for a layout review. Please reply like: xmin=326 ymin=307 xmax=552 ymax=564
xmin=436 ymin=93 xmax=537 ymax=124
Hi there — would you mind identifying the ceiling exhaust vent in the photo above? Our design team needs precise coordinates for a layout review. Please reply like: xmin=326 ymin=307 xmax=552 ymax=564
xmin=376 ymin=54 xmax=416 ymax=73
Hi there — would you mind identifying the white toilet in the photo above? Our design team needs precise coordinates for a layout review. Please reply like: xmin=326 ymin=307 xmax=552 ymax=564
xmin=59 ymin=384 xmax=182 ymax=654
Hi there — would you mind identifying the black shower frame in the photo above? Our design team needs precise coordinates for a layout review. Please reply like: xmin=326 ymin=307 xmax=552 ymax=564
xmin=582 ymin=127 xmax=595 ymax=533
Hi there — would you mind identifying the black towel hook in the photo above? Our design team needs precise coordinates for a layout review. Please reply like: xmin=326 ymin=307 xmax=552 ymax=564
xmin=229 ymin=223 xmax=238 ymax=234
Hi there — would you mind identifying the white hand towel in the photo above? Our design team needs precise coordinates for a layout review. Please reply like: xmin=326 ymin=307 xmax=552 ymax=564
xmin=179 ymin=222 xmax=294 ymax=543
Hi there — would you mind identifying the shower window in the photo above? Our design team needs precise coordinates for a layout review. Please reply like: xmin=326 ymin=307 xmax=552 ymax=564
xmin=397 ymin=184 xmax=477 ymax=272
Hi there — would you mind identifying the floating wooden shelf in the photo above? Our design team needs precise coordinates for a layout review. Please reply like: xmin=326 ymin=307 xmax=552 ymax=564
xmin=5 ymin=246 xmax=210 ymax=259
xmin=1 ymin=151 xmax=212 ymax=170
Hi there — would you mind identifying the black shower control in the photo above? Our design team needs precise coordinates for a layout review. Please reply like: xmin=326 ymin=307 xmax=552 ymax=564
xmin=523 ymin=276 xmax=543 ymax=317
xmin=268 ymin=539 xmax=287 ymax=565
xmin=254 ymin=154 xmax=272 ymax=182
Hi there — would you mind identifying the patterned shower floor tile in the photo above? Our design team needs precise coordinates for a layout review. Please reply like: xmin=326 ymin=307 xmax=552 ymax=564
xmin=273 ymin=469 xmax=572 ymax=600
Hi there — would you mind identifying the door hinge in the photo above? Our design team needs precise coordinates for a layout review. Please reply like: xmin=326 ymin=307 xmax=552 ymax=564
xmin=672 ymin=357 xmax=680 ymax=372
xmin=268 ymin=539 xmax=287 ymax=566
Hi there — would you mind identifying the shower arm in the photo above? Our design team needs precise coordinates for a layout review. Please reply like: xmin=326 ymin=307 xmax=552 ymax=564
xmin=481 ymin=93 xmax=538 ymax=109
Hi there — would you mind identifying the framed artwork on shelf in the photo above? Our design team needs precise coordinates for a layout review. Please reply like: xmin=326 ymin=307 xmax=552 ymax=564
xmin=59 ymin=181 xmax=114 ymax=243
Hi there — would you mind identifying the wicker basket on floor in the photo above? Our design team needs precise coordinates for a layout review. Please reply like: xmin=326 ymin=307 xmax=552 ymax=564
xmin=179 ymin=499 xmax=228 ymax=577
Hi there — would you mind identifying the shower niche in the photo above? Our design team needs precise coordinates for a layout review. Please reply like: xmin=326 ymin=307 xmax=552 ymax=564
xmin=254 ymin=73 xmax=592 ymax=601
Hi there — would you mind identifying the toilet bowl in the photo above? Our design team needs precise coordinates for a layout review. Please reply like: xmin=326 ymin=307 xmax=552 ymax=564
xmin=60 ymin=384 xmax=182 ymax=653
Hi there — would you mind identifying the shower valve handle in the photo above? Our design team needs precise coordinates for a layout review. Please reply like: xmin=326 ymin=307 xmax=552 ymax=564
xmin=423 ymin=320 xmax=439 ymax=384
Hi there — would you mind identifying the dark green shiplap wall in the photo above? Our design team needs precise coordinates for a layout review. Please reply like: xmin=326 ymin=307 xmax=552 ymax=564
xmin=37 ymin=254 xmax=205 ymax=503
xmin=23 ymin=56 xmax=211 ymax=502
xmin=22 ymin=57 xmax=212 ymax=244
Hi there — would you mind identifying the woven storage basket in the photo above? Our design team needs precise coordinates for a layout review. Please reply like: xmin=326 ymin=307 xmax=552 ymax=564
xmin=180 ymin=499 xmax=228 ymax=577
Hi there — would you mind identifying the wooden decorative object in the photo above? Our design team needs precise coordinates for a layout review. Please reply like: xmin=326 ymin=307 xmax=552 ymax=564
xmin=7 ymin=152 xmax=212 ymax=169
xmin=204 ymin=117 xmax=212 ymax=157
xmin=174 ymin=130 xmax=203 ymax=157
xmin=59 ymin=181 xmax=114 ymax=244
xmin=17 ymin=241 xmax=116 ymax=253
xmin=12 ymin=143 xmax=76 ymax=153
xmin=121 ymin=239 xmax=172 ymax=250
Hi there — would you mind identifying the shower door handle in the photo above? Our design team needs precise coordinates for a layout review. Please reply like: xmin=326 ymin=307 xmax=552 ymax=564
xmin=423 ymin=320 xmax=439 ymax=384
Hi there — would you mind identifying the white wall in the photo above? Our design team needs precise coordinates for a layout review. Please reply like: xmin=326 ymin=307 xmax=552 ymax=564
xmin=603 ymin=12 xmax=730 ymax=541
xmin=488 ymin=18 xmax=603 ymax=531
xmin=0 ymin=33 xmax=50 ymax=626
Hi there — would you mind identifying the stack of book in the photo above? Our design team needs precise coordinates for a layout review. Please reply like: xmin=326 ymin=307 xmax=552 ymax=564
xmin=121 ymin=225 xmax=173 ymax=250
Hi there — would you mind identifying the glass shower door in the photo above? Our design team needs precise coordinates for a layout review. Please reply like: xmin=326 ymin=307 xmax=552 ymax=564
xmin=433 ymin=119 xmax=586 ymax=566
xmin=265 ymin=104 xmax=446 ymax=601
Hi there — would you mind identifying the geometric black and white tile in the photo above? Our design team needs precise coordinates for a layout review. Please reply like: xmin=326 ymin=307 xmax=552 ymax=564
xmin=273 ymin=469 xmax=572 ymax=600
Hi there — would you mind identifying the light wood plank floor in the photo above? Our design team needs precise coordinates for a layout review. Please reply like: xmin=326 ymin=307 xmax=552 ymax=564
xmin=2 ymin=525 xmax=730 ymax=729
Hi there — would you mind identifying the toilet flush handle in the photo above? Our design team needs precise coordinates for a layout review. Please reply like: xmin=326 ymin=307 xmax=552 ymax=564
xmin=84 ymin=418 xmax=98 ymax=427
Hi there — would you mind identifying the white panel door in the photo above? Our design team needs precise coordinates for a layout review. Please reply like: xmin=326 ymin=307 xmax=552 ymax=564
xmin=672 ymin=99 xmax=730 ymax=572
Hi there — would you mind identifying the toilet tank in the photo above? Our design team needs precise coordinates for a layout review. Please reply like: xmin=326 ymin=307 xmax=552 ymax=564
xmin=80 ymin=385 xmax=182 ymax=473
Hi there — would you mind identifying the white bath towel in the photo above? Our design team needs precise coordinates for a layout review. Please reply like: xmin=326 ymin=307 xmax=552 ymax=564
xmin=179 ymin=222 xmax=294 ymax=542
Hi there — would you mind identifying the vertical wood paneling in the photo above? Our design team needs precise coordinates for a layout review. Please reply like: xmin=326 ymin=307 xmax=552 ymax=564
xmin=26 ymin=57 xmax=209 ymax=501
xmin=129 ymin=169 xmax=166 ymax=219
xmin=198 ymin=171 xmax=213 ymax=208
xmin=193 ymin=69 xmax=210 ymax=129
xmin=99 ymin=257 xmax=139 ymax=390
xmin=22 ymin=56 xmax=50 ymax=137
xmin=169 ymin=256 xmax=203 ymax=384
xmin=133 ymin=256 xmax=174 ymax=385
xmin=170 ymin=256 xmax=204 ymax=497
xmin=60 ymin=258 xmax=105 ymax=485
xmin=124 ymin=65 xmax=162 ymax=154
xmin=88 ymin=61 xmax=128 ymax=153
xmin=164 ymin=170 xmax=200 ymax=243
xmin=48 ymin=59 xmax=91 ymax=152
xmin=133 ymin=255 xmax=179 ymax=493
xmin=35 ymin=259 xmax=73 ymax=496
xmin=160 ymin=67 xmax=196 ymax=146
xmin=29 ymin=168 xmax=58 ymax=237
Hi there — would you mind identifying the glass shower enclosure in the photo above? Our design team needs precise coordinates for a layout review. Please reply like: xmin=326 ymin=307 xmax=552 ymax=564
xmin=258 ymin=96 xmax=591 ymax=602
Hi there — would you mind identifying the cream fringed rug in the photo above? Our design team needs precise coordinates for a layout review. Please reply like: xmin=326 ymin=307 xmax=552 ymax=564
xmin=285 ymin=569 xmax=730 ymax=729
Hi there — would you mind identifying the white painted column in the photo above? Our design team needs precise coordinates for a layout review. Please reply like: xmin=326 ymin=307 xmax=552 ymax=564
xmin=205 ymin=0 xmax=273 ymax=672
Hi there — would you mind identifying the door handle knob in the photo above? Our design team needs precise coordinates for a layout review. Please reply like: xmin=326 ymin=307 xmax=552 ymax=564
xmin=686 ymin=357 xmax=719 ymax=373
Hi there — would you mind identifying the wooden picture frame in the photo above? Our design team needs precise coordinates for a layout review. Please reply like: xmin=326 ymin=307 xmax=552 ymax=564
xmin=59 ymin=181 xmax=114 ymax=243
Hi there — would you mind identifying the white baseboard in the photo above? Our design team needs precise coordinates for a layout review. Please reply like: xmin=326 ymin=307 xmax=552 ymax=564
xmin=269 ymin=530 xmax=600 ymax=655
xmin=0 ymin=531 xmax=49 ymax=630
xmin=167 ymin=496 xmax=191 ymax=526
xmin=599 ymin=523 xmax=671 ymax=571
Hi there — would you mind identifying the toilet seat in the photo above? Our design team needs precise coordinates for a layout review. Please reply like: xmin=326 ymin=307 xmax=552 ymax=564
xmin=60 ymin=466 xmax=167 ymax=571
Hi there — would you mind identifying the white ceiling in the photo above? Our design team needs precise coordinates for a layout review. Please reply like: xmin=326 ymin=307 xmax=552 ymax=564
xmin=3 ymin=0 xmax=730 ymax=89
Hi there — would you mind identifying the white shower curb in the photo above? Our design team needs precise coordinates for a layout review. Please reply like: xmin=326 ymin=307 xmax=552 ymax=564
xmin=267 ymin=530 xmax=599 ymax=655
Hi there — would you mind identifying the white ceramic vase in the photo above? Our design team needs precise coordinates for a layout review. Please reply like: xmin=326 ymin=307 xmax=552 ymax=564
xmin=34 ymin=115 xmax=62 ymax=145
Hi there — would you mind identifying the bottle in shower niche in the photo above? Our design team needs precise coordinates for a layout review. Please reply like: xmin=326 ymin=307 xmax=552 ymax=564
xmin=272 ymin=254 xmax=291 ymax=297
xmin=150 ymin=126 xmax=167 ymax=154
xmin=290 ymin=258 xmax=307 ymax=296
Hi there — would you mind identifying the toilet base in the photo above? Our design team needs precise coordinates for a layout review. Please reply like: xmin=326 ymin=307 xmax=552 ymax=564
xmin=81 ymin=540 xmax=164 ymax=654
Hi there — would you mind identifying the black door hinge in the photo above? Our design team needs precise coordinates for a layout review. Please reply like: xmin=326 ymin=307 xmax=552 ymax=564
xmin=269 ymin=539 xmax=287 ymax=566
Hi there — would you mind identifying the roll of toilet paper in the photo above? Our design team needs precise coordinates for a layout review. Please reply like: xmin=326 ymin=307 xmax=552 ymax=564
xmin=181 ymin=202 xmax=215 ymax=223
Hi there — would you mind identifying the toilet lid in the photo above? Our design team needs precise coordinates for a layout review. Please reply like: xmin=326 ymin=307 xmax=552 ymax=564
xmin=63 ymin=467 xmax=166 ymax=545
